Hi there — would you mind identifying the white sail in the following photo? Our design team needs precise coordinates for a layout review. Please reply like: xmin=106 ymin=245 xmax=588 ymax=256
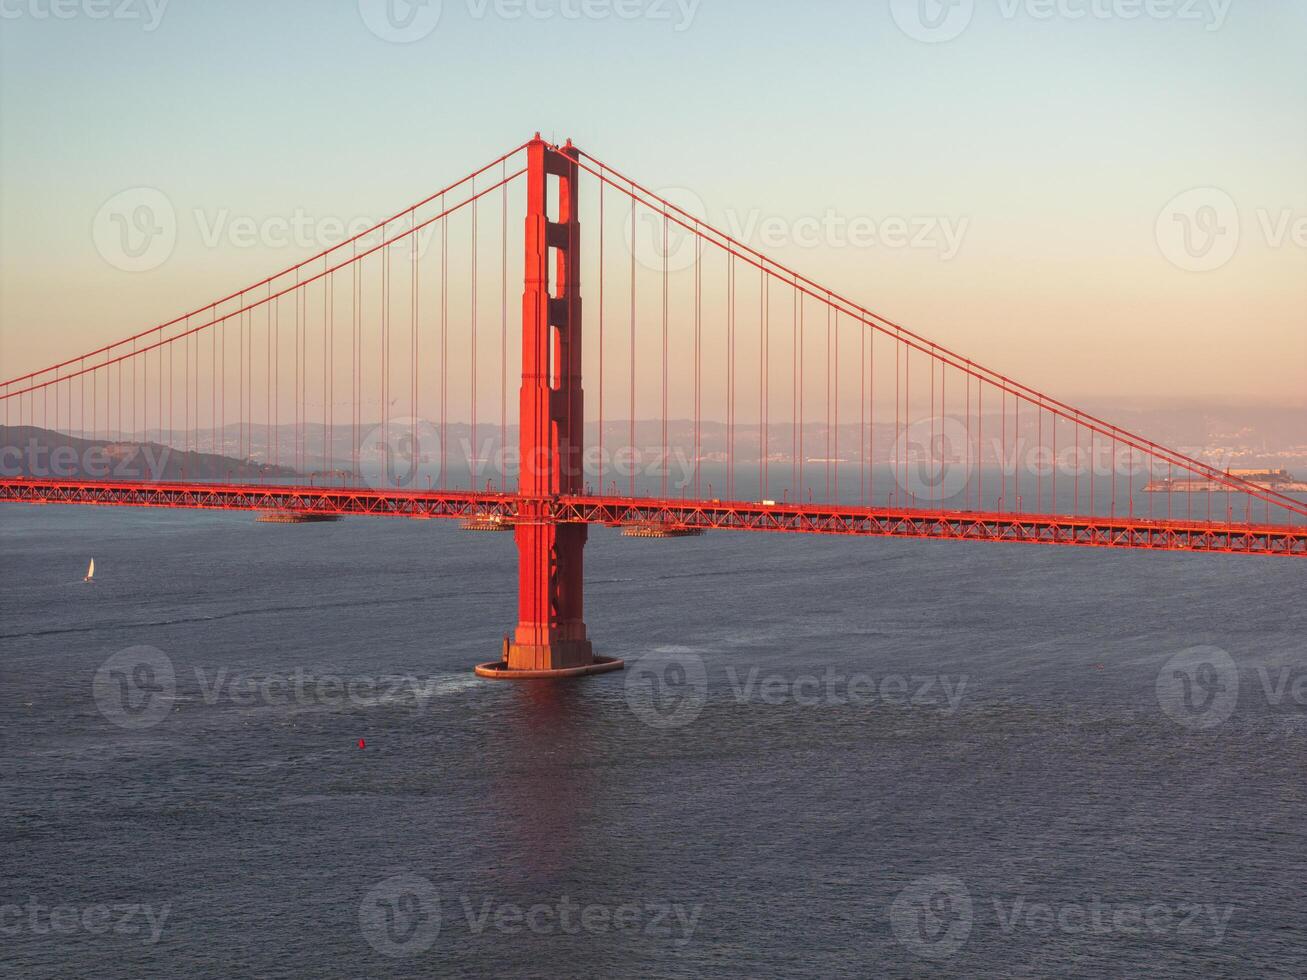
xmin=86 ymin=559 xmax=95 ymax=581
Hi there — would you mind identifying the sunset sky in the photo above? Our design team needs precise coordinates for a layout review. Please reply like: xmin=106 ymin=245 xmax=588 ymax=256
xmin=1 ymin=0 xmax=1303 ymax=415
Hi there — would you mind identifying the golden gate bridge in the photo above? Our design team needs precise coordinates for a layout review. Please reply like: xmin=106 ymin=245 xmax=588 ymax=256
xmin=2 ymin=135 xmax=1304 ymax=678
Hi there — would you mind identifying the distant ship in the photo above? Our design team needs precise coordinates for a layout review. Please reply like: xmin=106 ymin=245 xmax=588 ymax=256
xmin=255 ymin=511 xmax=341 ymax=524
xmin=84 ymin=558 xmax=95 ymax=583
xmin=1144 ymin=469 xmax=1307 ymax=493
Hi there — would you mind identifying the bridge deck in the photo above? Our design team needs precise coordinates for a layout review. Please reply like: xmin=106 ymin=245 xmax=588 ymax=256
xmin=2 ymin=478 xmax=1303 ymax=558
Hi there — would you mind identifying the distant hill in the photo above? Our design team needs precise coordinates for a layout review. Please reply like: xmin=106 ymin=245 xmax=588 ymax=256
xmin=0 ymin=426 xmax=300 ymax=482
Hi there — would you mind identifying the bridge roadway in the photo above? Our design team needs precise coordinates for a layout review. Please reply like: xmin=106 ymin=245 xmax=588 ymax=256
xmin=2 ymin=478 xmax=1304 ymax=558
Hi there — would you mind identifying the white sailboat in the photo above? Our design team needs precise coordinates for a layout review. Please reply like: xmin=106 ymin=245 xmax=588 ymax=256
xmin=84 ymin=559 xmax=95 ymax=583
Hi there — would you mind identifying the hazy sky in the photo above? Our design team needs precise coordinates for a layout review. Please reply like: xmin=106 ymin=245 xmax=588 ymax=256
xmin=1 ymin=0 xmax=1304 ymax=412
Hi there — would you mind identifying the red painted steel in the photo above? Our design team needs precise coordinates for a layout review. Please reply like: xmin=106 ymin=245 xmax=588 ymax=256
xmin=553 ymin=495 xmax=1307 ymax=558
xmin=504 ymin=137 xmax=598 ymax=673
xmin=0 ymin=478 xmax=512 ymax=520
xmin=2 ymin=479 xmax=1303 ymax=557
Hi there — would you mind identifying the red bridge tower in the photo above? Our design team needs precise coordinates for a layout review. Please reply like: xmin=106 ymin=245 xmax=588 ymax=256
xmin=476 ymin=136 xmax=624 ymax=679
